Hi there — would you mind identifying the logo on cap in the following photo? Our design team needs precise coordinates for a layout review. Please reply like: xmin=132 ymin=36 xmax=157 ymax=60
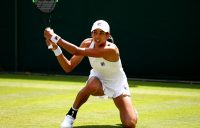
xmin=91 ymin=20 xmax=110 ymax=33
xmin=97 ymin=22 xmax=102 ymax=26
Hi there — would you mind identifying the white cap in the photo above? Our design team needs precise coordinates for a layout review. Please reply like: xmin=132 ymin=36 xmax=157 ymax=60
xmin=91 ymin=20 xmax=110 ymax=33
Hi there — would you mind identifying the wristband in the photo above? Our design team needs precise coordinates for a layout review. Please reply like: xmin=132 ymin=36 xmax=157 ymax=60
xmin=50 ymin=34 xmax=61 ymax=44
xmin=53 ymin=46 xmax=62 ymax=56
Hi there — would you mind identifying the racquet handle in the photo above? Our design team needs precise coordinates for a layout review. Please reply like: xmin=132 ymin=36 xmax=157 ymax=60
xmin=48 ymin=45 xmax=53 ymax=49
xmin=46 ymin=27 xmax=53 ymax=49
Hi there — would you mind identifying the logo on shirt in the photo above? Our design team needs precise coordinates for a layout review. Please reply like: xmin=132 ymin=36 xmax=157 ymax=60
xmin=100 ymin=62 xmax=105 ymax=66
xmin=124 ymin=87 xmax=128 ymax=90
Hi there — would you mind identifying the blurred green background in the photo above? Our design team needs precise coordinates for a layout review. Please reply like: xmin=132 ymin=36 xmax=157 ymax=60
xmin=1 ymin=0 xmax=199 ymax=80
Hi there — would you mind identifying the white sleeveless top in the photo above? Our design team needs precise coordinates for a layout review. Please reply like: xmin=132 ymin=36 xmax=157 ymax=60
xmin=87 ymin=41 xmax=130 ymax=98
xmin=88 ymin=41 xmax=127 ymax=81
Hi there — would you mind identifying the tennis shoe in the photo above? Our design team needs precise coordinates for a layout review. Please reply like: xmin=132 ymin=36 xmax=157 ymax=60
xmin=60 ymin=115 xmax=74 ymax=128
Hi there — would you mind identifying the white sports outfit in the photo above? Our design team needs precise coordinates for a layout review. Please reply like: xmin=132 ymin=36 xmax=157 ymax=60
xmin=88 ymin=41 xmax=130 ymax=98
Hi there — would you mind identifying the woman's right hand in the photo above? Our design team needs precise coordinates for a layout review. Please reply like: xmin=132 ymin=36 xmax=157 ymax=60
xmin=44 ymin=27 xmax=55 ymax=40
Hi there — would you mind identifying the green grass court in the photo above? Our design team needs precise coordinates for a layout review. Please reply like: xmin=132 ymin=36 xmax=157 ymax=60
xmin=0 ymin=73 xmax=200 ymax=128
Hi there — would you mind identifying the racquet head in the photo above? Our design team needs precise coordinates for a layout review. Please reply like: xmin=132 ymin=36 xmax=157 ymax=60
xmin=32 ymin=0 xmax=58 ymax=13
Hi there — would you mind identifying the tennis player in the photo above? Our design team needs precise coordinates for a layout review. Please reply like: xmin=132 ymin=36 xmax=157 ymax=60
xmin=44 ymin=20 xmax=138 ymax=128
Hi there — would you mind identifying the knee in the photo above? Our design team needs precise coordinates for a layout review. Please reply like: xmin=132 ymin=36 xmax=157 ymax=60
xmin=85 ymin=77 xmax=101 ymax=94
xmin=123 ymin=117 xmax=137 ymax=128
xmin=85 ymin=84 xmax=95 ymax=91
xmin=84 ymin=83 xmax=98 ymax=94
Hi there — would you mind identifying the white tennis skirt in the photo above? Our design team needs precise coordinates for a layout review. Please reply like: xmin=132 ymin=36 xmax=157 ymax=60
xmin=88 ymin=69 xmax=131 ymax=98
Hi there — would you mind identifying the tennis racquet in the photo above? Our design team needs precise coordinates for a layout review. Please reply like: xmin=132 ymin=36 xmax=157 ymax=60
xmin=32 ymin=0 xmax=59 ymax=49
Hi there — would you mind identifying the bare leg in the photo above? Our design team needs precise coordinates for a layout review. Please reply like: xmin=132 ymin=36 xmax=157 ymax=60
xmin=73 ymin=76 xmax=104 ymax=109
xmin=61 ymin=77 xmax=104 ymax=128
xmin=113 ymin=95 xmax=138 ymax=128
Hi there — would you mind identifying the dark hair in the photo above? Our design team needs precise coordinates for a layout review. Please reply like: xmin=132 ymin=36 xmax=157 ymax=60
xmin=107 ymin=35 xmax=114 ymax=43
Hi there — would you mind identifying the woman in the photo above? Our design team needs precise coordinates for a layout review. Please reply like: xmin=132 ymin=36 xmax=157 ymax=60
xmin=44 ymin=20 xmax=138 ymax=128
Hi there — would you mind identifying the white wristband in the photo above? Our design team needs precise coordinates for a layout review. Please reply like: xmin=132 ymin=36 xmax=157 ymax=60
xmin=50 ymin=34 xmax=61 ymax=44
xmin=53 ymin=46 xmax=62 ymax=56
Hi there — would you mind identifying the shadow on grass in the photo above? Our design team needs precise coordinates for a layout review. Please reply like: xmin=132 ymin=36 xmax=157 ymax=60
xmin=129 ymin=80 xmax=200 ymax=89
xmin=74 ymin=124 xmax=122 ymax=128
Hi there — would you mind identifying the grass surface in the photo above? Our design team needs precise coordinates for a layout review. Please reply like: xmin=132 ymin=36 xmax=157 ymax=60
xmin=0 ymin=73 xmax=200 ymax=128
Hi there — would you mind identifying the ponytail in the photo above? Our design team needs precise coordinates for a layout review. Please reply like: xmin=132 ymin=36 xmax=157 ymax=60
xmin=107 ymin=35 xmax=114 ymax=43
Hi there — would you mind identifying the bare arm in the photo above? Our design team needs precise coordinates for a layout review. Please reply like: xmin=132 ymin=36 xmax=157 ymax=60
xmin=57 ymin=38 xmax=119 ymax=61
xmin=44 ymin=28 xmax=119 ymax=62
xmin=45 ymin=39 xmax=87 ymax=73
xmin=56 ymin=54 xmax=84 ymax=73
xmin=57 ymin=38 xmax=87 ymax=56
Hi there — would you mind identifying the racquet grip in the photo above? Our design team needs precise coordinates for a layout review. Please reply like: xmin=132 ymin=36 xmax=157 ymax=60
xmin=48 ymin=45 xmax=53 ymax=49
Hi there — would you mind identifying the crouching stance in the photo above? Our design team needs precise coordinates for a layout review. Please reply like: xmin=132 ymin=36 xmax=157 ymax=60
xmin=44 ymin=20 xmax=138 ymax=128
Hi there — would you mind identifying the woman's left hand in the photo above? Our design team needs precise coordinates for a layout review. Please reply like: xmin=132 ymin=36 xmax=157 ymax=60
xmin=44 ymin=27 xmax=55 ymax=39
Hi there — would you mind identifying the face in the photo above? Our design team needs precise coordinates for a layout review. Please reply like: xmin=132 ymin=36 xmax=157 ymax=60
xmin=91 ymin=29 xmax=110 ymax=47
